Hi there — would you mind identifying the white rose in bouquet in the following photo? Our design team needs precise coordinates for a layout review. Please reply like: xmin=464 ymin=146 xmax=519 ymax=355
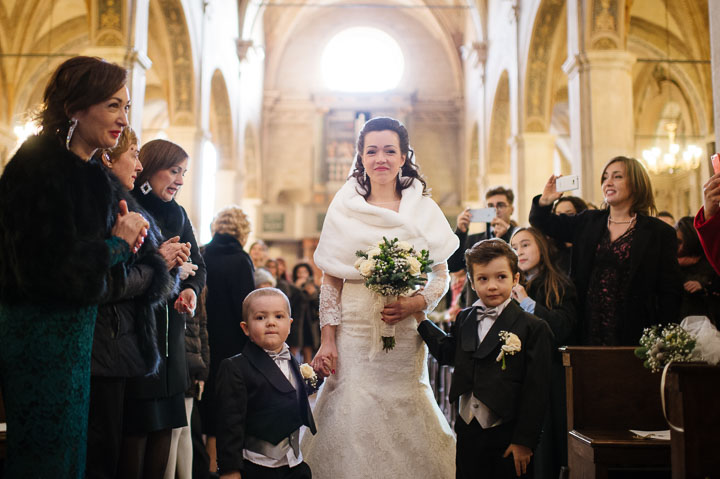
xmin=359 ymin=259 xmax=375 ymax=276
xmin=397 ymin=241 xmax=412 ymax=251
xmin=367 ymin=247 xmax=382 ymax=259
xmin=407 ymin=257 xmax=422 ymax=276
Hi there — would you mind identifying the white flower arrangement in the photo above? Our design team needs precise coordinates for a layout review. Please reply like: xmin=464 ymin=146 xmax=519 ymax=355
xmin=496 ymin=330 xmax=521 ymax=370
xmin=634 ymin=323 xmax=696 ymax=373
xmin=355 ymin=237 xmax=433 ymax=351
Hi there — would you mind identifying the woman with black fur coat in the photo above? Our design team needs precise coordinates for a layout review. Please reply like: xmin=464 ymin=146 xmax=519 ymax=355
xmin=119 ymin=139 xmax=207 ymax=479
xmin=0 ymin=57 xmax=148 ymax=478
xmin=87 ymin=127 xmax=184 ymax=479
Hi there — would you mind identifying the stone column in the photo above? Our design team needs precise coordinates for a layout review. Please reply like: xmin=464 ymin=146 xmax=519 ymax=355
xmin=710 ymin=1 xmax=720 ymax=144
xmin=510 ymin=132 xmax=556 ymax=223
xmin=84 ymin=0 xmax=151 ymax=139
xmin=166 ymin=126 xmax=206 ymax=226
xmin=564 ymin=50 xmax=635 ymax=205
xmin=215 ymin=168 xmax=238 ymax=211
xmin=564 ymin=0 xmax=635 ymax=204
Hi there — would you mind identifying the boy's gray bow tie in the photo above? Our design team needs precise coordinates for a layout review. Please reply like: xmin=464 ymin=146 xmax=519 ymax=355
xmin=267 ymin=346 xmax=291 ymax=362
xmin=476 ymin=307 xmax=499 ymax=321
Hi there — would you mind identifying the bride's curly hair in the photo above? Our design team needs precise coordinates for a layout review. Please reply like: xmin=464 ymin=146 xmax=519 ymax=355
xmin=350 ymin=117 xmax=429 ymax=198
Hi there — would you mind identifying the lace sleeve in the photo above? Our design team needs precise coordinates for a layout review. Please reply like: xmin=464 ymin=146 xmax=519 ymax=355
xmin=418 ymin=262 xmax=450 ymax=314
xmin=319 ymin=283 xmax=342 ymax=328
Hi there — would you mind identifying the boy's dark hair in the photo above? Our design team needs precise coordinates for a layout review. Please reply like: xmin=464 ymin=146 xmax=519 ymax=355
xmin=241 ymin=287 xmax=291 ymax=323
xmin=657 ymin=210 xmax=675 ymax=221
xmin=464 ymin=238 xmax=519 ymax=278
xmin=485 ymin=186 xmax=514 ymax=205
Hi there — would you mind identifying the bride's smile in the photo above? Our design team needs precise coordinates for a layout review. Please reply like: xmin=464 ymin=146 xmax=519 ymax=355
xmin=362 ymin=130 xmax=406 ymax=187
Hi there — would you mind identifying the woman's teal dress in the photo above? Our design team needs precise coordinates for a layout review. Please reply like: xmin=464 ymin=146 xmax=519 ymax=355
xmin=0 ymin=135 xmax=130 ymax=477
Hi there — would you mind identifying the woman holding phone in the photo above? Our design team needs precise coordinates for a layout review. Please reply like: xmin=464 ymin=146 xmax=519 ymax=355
xmin=529 ymin=156 xmax=682 ymax=345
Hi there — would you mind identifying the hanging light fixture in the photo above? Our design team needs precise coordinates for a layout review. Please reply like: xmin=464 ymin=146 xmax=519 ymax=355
xmin=641 ymin=122 xmax=702 ymax=175
xmin=640 ymin=5 xmax=702 ymax=175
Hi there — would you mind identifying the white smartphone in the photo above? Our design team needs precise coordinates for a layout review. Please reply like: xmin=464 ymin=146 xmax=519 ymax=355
xmin=556 ymin=175 xmax=579 ymax=193
xmin=470 ymin=207 xmax=496 ymax=223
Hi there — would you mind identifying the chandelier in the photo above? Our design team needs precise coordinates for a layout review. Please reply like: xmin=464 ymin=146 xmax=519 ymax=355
xmin=641 ymin=122 xmax=702 ymax=175
xmin=639 ymin=4 xmax=703 ymax=176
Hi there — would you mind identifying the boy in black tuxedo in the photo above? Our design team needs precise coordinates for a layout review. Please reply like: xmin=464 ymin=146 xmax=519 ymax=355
xmin=216 ymin=287 xmax=322 ymax=479
xmin=418 ymin=239 xmax=553 ymax=478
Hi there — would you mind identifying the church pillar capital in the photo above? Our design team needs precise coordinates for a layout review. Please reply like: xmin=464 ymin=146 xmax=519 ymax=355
xmin=565 ymin=2 xmax=635 ymax=205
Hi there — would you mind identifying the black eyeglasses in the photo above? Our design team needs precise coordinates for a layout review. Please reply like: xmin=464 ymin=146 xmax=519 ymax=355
xmin=487 ymin=202 xmax=509 ymax=210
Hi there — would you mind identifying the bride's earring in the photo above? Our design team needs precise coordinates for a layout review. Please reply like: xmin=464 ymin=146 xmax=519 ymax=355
xmin=140 ymin=181 xmax=152 ymax=195
xmin=66 ymin=118 xmax=78 ymax=151
xmin=398 ymin=168 xmax=403 ymax=181
xmin=363 ymin=170 xmax=367 ymax=182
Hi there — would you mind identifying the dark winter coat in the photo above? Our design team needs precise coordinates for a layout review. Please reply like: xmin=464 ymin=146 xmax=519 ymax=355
xmin=91 ymin=171 xmax=178 ymax=378
xmin=185 ymin=285 xmax=210 ymax=398
xmin=0 ymin=134 xmax=120 ymax=306
xmin=529 ymin=194 xmax=682 ymax=345
xmin=202 ymin=233 xmax=255 ymax=373
xmin=125 ymin=187 xmax=207 ymax=399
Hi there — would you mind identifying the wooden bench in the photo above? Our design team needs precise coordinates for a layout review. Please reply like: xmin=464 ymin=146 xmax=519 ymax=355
xmin=561 ymin=347 xmax=671 ymax=479
xmin=663 ymin=362 xmax=720 ymax=478
xmin=0 ymin=386 xmax=6 ymax=460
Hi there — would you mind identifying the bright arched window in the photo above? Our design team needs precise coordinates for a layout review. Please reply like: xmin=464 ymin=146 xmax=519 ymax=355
xmin=321 ymin=27 xmax=404 ymax=92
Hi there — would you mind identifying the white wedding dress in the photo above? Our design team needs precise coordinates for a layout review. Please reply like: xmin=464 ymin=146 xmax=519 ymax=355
xmin=303 ymin=177 xmax=458 ymax=478
xmin=301 ymin=277 xmax=456 ymax=479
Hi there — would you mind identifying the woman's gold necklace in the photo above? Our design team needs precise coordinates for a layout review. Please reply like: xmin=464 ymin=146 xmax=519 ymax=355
xmin=607 ymin=214 xmax=636 ymax=225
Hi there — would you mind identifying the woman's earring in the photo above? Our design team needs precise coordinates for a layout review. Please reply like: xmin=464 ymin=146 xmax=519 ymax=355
xmin=140 ymin=181 xmax=152 ymax=195
xmin=102 ymin=151 xmax=112 ymax=167
xmin=398 ymin=169 xmax=404 ymax=181
xmin=65 ymin=118 xmax=78 ymax=151
xmin=363 ymin=170 xmax=367 ymax=182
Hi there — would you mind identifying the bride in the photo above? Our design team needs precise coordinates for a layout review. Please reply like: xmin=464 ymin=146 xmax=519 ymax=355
xmin=302 ymin=117 xmax=459 ymax=478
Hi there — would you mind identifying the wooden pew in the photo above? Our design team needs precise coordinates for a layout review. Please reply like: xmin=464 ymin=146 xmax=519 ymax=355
xmin=561 ymin=347 xmax=671 ymax=479
xmin=663 ymin=362 xmax=720 ymax=478
xmin=0 ymin=386 xmax=5 ymax=460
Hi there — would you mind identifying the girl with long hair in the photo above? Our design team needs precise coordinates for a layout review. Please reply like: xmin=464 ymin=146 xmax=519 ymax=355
xmin=511 ymin=227 xmax=577 ymax=479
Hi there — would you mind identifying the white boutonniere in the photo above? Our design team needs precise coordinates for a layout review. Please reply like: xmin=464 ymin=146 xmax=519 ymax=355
xmin=496 ymin=331 xmax=522 ymax=370
xmin=300 ymin=363 xmax=321 ymax=392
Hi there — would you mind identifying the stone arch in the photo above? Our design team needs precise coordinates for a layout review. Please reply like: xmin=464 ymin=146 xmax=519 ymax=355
xmin=151 ymin=0 xmax=196 ymax=126
xmin=630 ymin=7 xmax=711 ymax=141
xmin=489 ymin=71 xmax=511 ymax=178
xmin=263 ymin=2 xmax=464 ymax=95
xmin=0 ymin=2 xmax=89 ymax=164
xmin=523 ymin=0 xmax=566 ymax=133
xmin=0 ymin=2 xmax=89 ymax=125
xmin=209 ymin=69 xmax=234 ymax=169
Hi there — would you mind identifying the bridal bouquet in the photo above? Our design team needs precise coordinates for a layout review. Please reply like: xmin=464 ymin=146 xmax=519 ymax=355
xmin=355 ymin=237 xmax=432 ymax=352
xmin=634 ymin=323 xmax=696 ymax=373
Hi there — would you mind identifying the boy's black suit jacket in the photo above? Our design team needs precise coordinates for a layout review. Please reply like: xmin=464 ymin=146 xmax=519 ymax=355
xmin=216 ymin=341 xmax=317 ymax=473
xmin=418 ymin=300 xmax=553 ymax=449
